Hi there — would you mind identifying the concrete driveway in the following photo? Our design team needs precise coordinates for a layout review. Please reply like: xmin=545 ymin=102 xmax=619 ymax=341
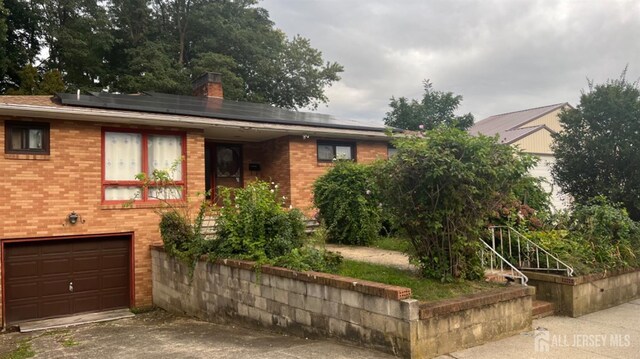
xmin=0 ymin=309 xmax=394 ymax=359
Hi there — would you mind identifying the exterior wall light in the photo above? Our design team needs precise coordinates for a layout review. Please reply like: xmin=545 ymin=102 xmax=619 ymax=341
xmin=68 ymin=211 xmax=80 ymax=225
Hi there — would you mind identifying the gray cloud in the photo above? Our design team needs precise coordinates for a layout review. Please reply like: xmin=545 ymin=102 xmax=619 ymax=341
xmin=261 ymin=0 xmax=640 ymax=123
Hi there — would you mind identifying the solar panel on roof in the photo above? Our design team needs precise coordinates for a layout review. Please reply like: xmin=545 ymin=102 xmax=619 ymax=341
xmin=55 ymin=92 xmax=389 ymax=132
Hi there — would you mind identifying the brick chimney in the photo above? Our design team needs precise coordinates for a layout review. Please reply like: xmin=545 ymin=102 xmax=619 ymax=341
xmin=192 ymin=72 xmax=223 ymax=99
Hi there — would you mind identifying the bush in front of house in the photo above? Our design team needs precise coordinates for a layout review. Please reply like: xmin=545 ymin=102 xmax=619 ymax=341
xmin=159 ymin=207 xmax=213 ymax=269
xmin=211 ymin=180 xmax=341 ymax=271
xmin=530 ymin=197 xmax=640 ymax=274
xmin=313 ymin=160 xmax=382 ymax=245
xmin=378 ymin=127 xmax=537 ymax=281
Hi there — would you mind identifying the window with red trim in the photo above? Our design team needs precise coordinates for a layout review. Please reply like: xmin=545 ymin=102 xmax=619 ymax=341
xmin=102 ymin=129 xmax=186 ymax=202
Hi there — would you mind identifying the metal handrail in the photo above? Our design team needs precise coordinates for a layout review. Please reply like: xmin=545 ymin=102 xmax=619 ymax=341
xmin=488 ymin=226 xmax=574 ymax=277
xmin=479 ymin=240 xmax=528 ymax=286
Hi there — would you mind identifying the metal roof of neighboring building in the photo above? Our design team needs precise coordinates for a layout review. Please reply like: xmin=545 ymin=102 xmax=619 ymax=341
xmin=470 ymin=103 xmax=567 ymax=144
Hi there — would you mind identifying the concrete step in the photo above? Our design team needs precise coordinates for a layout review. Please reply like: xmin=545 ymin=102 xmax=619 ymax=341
xmin=532 ymin=300 xmax=555 ymax=319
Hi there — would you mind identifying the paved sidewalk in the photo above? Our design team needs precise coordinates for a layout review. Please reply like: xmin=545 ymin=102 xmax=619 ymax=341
xmin=324 ymin=244 xmax=416 ymax=271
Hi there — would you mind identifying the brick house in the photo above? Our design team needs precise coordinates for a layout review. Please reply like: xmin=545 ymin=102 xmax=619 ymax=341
xmin=0 ymin=73 xmax=391 ymax=326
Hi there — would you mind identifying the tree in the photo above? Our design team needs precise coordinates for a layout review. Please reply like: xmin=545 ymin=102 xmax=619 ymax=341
xmin=1 ymin=0 xmax=342 ymax=110
xmin=0 ymin=0 xmax=8 ymax=82
xmin=6 ymin=64 xmax=65 ymax=94
xmin=384 ymin=80 xmax=474 ymax=131
xmin=552 ymin=72 xmax=640 ymax=220
xmin=0 ymin=0 xmax=42 ymax=93
xmin=40 ymin=0 xmax=113 ymax=91
xmin=379 ymin=127 xmax=535 ymax=280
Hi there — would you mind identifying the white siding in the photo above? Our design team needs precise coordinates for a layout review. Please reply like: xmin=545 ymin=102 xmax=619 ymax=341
xmin=529 ymin=154 xmax=569 ymax=211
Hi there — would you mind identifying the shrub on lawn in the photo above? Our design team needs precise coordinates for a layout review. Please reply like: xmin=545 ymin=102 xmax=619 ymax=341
xmin=379 ymin=126 xmax=538 ymax=281
xmin=313 ymin=160 xmax=382 ymax=245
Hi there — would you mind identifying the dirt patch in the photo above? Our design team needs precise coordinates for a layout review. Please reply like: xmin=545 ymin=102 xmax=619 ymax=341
xmin=325 ymin=244 xmax=417 ymax=271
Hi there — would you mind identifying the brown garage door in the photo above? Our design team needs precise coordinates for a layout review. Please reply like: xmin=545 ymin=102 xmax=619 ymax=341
xmin=4 ymin=234 xmax=130 ymax=324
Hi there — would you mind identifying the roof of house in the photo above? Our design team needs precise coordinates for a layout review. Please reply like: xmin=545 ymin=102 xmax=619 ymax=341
xmin=0 ymin=92 xmax=392 ymax=141
xmin=469 ymin=103 xmax=567 ymax=144
xmin=0 ymin=95 xmax=64 ymax=107
xmin=54 ymin=91 xmax=387 ymax=132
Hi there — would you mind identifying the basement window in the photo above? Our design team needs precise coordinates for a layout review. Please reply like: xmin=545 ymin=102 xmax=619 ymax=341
xmin=4 ymin=121 xmax=50 ymax=155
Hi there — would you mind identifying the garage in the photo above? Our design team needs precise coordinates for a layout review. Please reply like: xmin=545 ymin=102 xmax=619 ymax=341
xmin=3 ymin=234 xmax=131 ymax=324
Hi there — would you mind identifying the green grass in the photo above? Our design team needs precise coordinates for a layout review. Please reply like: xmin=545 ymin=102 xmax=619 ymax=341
xmin=2 ymin=340 xmax=35 ymax=359
xmin=370 ymin=236 xmax=411 ymax=253
xmin=337 ymin=259 xmax=500 ymax=302
xmin=60 ymin=338 xmax=79 ymax=347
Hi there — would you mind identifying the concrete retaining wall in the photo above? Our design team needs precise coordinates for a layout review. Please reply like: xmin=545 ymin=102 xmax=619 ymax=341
xmin=151 ymin=247 xmax=533 ymax=358
xmin=525 ymin=269 xmax=640 ymax=317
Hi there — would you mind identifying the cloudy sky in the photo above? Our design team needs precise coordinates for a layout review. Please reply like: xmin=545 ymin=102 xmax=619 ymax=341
xmin=260 ymin=0 xmax=640 ymax=124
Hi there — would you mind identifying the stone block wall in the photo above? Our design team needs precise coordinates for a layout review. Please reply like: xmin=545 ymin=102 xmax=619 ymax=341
xmin=152 ymin=247 xmax=534 ymax=358
xmin=526 ymin=269 xmax=640 ymax=317
xmin=413 ymin=287 xmax=534 ymax=357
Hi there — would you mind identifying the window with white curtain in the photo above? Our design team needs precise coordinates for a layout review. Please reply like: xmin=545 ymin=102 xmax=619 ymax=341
xmin=103 ymin=130 xmax=185 ymax=202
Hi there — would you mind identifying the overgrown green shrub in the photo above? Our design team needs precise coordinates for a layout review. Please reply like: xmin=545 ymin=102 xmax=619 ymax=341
xmin=530 ymin=197 xmax=640 ymax=274
xmin=159 ymin=209 xmax=212 ymax=268
xmin=313 ymin=160 xmax=382 ymax=245
xmin=211 ymin=180 xmax=341 ymax=271
xmin=274 ymin=246 xmax=342 ymax=272
xmin=213 ymin=181 xmax=304 ymax=261
xmin=379 ymin=127 xmax=537 ymax=281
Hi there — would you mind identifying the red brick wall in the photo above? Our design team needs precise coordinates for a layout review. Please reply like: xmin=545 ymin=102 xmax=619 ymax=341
xmin=288 ymin=137 xmax=388 ymax=214
xmin=0 ymin=117 xmax=205 ymax=324
xmin=259 ymin=137 xmax=291 ymax=206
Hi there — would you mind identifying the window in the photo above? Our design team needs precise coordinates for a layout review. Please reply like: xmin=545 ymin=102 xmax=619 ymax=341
xmin=317 ymin=141 xmax=356 ymax=162
xmin=5 ymin=121 xmax=50 ymax=154
xmin=387 ymin=145 xmax=397 ymax=158
xmin=102 ymin=129 xmax=185 ymax=202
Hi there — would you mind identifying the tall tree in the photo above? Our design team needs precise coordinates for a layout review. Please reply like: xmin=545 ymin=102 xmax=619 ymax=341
xmin=384 ymin=80 xmax=474 ymax=131
xmin=40 ymin=0 xmax=112 ymax=90
xmin=2 ymin=0 xmax=343 ymax=110
xmin=150 ymin=0 xmax=203 ymax=65
xmin=0 ymin=0 xmax=42 ymax=93
xmin=6 ymin=64 xmax=65 ymax=94
xmin=552 ymin=71 xmax=640 ymax=220
xmin=0 ymin=1 xmax=7 ymax=83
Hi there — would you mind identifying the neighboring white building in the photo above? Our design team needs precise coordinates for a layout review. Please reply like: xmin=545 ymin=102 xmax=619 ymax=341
xmin=470 ymin=103 xmax=571 ymax=211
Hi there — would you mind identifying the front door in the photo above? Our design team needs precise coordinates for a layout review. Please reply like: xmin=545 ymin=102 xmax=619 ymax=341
xmin=206 ymin=143 xmax=243 ymax=202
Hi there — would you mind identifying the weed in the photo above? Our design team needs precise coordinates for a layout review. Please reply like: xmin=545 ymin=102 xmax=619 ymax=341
xmin=2 ymin=339 xmax=35 ymax=359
